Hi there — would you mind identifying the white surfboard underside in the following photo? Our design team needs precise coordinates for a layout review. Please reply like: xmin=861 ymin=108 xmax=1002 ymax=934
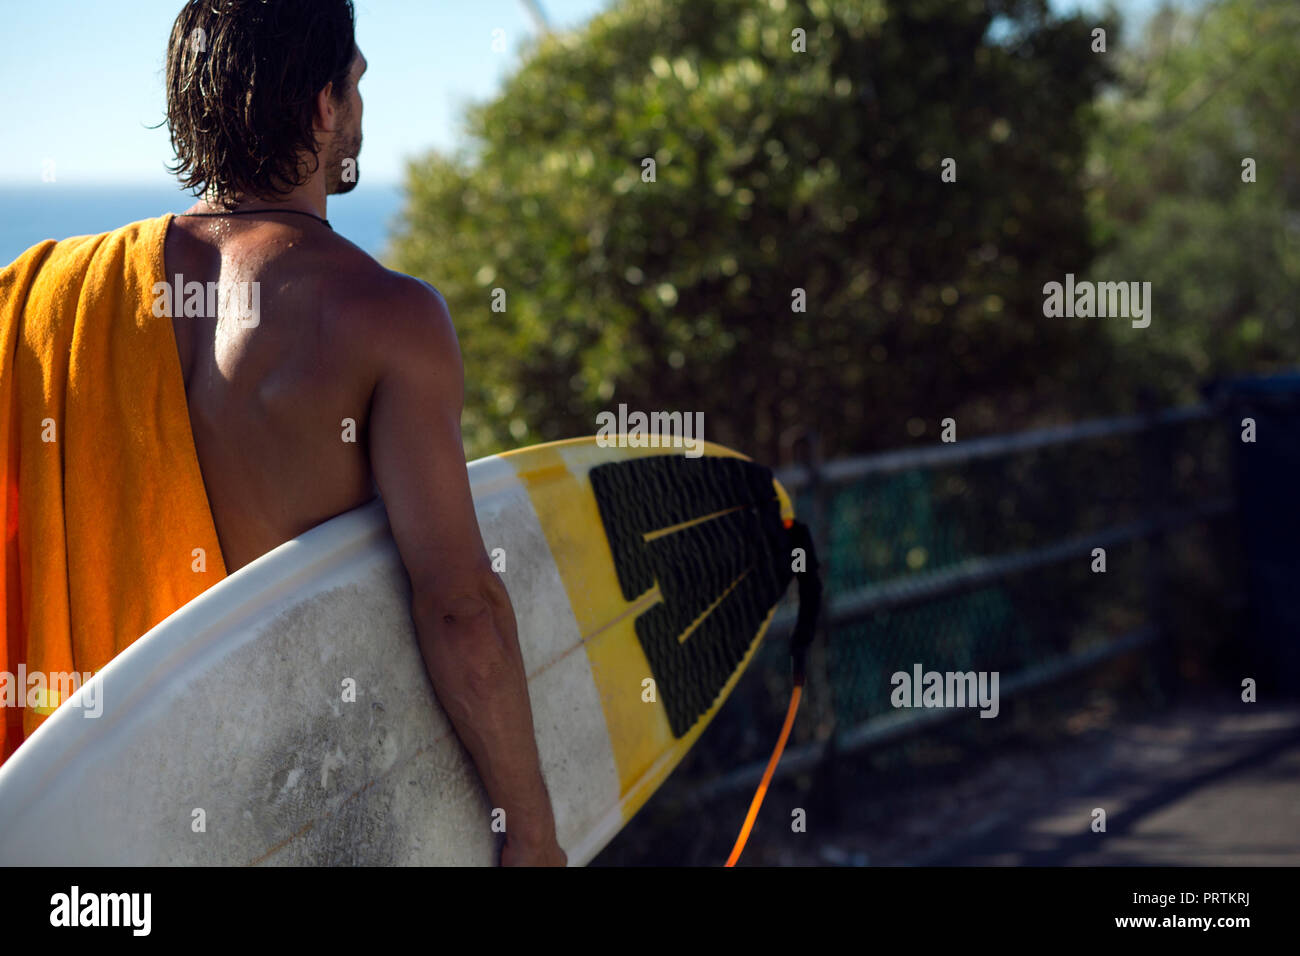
xmin=0 ymin=454 xmax=623 ymax=865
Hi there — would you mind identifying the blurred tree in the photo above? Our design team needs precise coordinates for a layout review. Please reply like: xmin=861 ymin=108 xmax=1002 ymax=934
xmin=1087 ymin=0 xmax=1300 ymax=403
xmin=391 ymin=0 xmax=1117 ymax=460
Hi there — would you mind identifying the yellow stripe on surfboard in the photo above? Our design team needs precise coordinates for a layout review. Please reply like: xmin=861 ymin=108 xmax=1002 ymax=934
xmin=504 ymin=436 xmax=794 ymax=828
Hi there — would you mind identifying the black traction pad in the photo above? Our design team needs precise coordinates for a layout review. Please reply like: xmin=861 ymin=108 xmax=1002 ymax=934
xmin=589 ymin=455 xmax=794 ymax=738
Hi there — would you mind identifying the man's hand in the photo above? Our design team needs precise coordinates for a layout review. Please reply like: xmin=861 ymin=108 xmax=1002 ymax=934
xmin=501 ymin=836 xmax=568 ymax=867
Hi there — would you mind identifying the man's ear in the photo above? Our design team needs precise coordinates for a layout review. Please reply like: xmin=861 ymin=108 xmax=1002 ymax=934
xmin=314 ymin=83 xmax=341 ymax=134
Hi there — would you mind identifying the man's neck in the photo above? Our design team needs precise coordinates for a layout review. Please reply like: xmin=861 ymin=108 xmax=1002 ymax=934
xmin=201 ymin=178 xmax=329 ymax=220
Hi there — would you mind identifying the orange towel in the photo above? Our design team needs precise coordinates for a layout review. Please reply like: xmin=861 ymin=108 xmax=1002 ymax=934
xmin=0 ymin=213 xmax=227 ymax=766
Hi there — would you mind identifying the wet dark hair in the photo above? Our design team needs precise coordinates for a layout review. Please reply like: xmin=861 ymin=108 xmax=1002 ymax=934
xmin=164 ymin=0 xmax=356 ymax=205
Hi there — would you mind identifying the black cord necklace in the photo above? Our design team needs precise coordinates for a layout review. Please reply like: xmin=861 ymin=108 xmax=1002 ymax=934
xmin=177 ymin=207 xmax=332 ymax=230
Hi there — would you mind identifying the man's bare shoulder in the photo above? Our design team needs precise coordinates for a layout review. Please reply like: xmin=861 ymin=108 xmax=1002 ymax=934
xmin=315 ymin=244 xmax=460 ymax=380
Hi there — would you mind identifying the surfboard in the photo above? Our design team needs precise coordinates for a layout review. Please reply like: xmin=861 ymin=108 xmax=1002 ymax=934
xmin=0 ymin=437 xmax=799 ymax=865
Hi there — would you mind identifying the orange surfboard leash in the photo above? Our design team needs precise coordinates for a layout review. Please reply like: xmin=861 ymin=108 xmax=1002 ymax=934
xmin=726 ymin=518 xmax=822 ymax=866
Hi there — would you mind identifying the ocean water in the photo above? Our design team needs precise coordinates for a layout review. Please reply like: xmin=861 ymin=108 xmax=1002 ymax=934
xmin=0 ymin=182 xmax=407 ymax=267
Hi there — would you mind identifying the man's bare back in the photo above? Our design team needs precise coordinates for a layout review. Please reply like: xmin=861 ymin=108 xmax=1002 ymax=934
xmin=166 ymin=211 xmax=410 ymax=571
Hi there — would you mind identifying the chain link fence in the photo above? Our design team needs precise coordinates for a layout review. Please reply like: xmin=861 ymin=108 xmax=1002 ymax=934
xmin=595 ymin=403 xmax=1244 ymax=863
xmin=693 ymin=404 xmax=1240 ymax=795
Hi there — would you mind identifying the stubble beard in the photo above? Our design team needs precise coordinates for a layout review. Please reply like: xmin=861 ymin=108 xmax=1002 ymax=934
xmin=327 ymin=122 xmax=363 ymax=196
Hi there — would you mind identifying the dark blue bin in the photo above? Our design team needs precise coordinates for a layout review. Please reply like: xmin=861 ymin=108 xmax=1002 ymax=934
xmin=1205 ymin=373 xmax=1300 ymax=690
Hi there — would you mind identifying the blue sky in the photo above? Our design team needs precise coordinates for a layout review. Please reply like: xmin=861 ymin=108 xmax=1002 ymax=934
xmin=0 ymin=0 xmax=1176 ymax=188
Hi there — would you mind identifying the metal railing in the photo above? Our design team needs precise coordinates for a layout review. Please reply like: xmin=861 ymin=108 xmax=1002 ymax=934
xmin=697 ymin=402 xmax=1233 ymax=801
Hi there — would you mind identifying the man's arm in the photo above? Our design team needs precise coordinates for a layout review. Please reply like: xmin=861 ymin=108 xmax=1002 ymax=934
xmin=365 ymin=280 xmax=565 ymax=866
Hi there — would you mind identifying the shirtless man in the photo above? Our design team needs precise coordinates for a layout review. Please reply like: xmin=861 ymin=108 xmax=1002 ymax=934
xmin=161 ymin=0 xmax=564 ymax=865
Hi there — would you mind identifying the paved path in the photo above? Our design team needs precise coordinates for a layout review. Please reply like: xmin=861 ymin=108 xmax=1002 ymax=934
xmin=599 ymin=700 xmax=1300 ymax=865
xmin=917 ymin=705 xmax=1300 ymax=866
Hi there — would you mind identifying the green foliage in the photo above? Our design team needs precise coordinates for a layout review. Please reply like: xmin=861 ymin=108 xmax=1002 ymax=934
xmin=390 ymin=0 xmax=1118 ymax=459
xmin=1088 ymin=0 xmax=1300 ymax=402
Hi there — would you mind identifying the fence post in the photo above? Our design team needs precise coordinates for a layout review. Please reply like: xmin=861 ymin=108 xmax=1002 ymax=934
xmin=798 ymin=429 xmax=841 ymax=819
xmin=1138 ymin=391 xmax=1177 ymax=697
